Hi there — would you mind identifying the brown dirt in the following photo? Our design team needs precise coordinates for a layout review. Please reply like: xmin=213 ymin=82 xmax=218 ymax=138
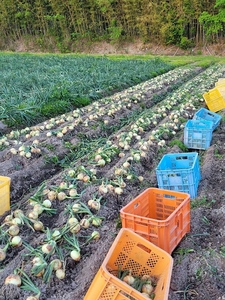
xmin=8 ymin=38 xmax=225 ymax=56
xmin=0 ymin=65 xmax=225 ymax=300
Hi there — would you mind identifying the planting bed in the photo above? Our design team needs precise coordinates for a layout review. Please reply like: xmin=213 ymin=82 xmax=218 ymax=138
xmin=0 ymin=63 xmax=225 ymax=300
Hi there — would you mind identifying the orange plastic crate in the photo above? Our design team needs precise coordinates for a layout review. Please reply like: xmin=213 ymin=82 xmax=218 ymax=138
xmin=0 ymin=176 xmax=11 ymax=216
xmin=84 ymin=228 xmax=173 ymax=300
xmin=120 ymin=188 xmax=190 ymax=254
xmin=203 ymin=88 xmax=225 ymax=112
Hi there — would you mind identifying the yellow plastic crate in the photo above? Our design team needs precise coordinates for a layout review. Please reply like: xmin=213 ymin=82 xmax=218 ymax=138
xmin=0 ymin=176 xmax=11 ymax=216
xmin=216 ymin=83 xmax=225 ymax=98
xmin=215 ymin=78 xmax=225 ymax=86
xmin=84 ymin=229 xmax=173 ymax=300
xmin=203 ymin=88 xmax=225 ymax=112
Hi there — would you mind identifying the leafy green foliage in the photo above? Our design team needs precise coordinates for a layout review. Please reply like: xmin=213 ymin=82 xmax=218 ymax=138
xmin=0 ymin=54 xmax=173 ymax=127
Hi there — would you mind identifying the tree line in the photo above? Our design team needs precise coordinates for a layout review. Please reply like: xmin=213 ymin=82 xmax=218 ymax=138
xmin=0 ymin=0 xmax=224 ymax=52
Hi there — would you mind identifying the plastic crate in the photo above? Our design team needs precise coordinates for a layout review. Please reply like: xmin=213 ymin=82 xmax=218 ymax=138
xmin=120 ymin=188 xmax=190 ymax=254
xmin=0 ymin=176 xmax=11 ymax=216
xmin=193 ymin=108 xmax=221 ymax=131
xmin=215 ymin=78 xmax=225 ymax=86
xmin=156 ymin=152 xmax=201 ymax=199
xmin=184 ymin=119 xmax=213 ymax=150
xmin=203 ymin=88 xmax=225 ymax=112
xmin=84 ymin=228 xmax=173 ymax=300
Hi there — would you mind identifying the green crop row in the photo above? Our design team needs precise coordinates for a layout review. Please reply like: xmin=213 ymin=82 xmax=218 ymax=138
xmin=0 ymin=54 xmax=173 ymax=128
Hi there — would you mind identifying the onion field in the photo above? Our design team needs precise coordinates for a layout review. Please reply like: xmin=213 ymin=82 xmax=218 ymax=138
xmin=0 ymin=54 xmax=225 ymax=300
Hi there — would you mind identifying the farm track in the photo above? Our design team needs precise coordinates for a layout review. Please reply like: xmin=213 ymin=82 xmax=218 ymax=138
xmin=1 ymin=63 xmax=225 ymax=300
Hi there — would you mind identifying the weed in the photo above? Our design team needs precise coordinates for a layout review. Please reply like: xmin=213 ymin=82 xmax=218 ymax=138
xmin=41 ymin=143 xmax=55 ymax=152
xmin=214 ymin=148 xmax=223 ymax=159
xmin=219 ymin=246 xmax=225 ymax=257
xmin=173 ymin=247 xmax=195 ymax=263
xmin=195 ymin=268 xmax=203 ymax=280
xmin=191 ymin=196 xmax=216 ymax=209
xmin=169 ymin=139 xmax=188 ymax=152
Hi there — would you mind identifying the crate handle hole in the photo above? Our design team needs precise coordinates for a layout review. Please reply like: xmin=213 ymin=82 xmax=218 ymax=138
xmin=168 ymin=173 xmax=181 ymax=177
xmin=176 ymin=156 xmax=187 ymax=160
xmin=164 ymin=194 xmax=176 ymax=199
xmin=137 ymin=243 xmax=151 ymax=254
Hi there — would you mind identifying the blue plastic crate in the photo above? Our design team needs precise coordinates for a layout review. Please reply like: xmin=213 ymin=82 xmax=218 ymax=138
xmin=184 ymin=119 xmax=213 ymax=150
xmin=193 ymin=108 xmax=221 ymax=131
xmin=156 ymin=152 xmax=201 ymax=199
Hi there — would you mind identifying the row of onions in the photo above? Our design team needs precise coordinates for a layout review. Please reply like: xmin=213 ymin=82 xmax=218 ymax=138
xmin=0 ymin=66 xmax=198 ymax=158
xmin=1 ymin=64 xmax=225 ymax=299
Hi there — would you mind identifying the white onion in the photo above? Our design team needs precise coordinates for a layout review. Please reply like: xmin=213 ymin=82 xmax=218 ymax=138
xmin=8 ymin=225 xmax=20 ymax=236
xmin=11 ymin=236 xmax=22 ymax=247
xmin=0 ymin=248 xmax=7 ymax=261
xmin=70 ymin=250 xmax=81 ymax=261
xmin=141 ymin=283 xmax=154 ymax=295
xmin=123 ymin=274 xmax=135 ymax=285
xmin=5 ymin=274 xmax=21 ymax=286
xmin=55 ymin=269 xmax=65 ymax=279
xmin=57 ymin=192 xmax=67 ymax=201
xmin=51 ymin=259 xmax=62 ymax=271
xmin=33 ymin=221 xmax=44 ymax=231
xmin=28 ymin=210 xmax=39 ymax=220
xmin=80 ymin=218 xmax=90 ymax=229
xmin=47 ymin=191 xmax=57 ymax=201
xmin=41 ymin=242 xmax=55 ymax=254
xmin=42 ymin=199 xmax=52 ymax=208
xmin=69 ymin=189 xmax=78 ymax=197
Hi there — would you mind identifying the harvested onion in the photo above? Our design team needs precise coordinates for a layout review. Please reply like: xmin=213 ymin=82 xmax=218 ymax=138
xmin=123 ymin=272 xmax=135 ymax=285
xmin=55 ymin=269 xmax=65 ymax=279
xmin=70 ymin=250 xmax=81 ymax=261
xmin=11 ymin=236 xmax=22 ymax=247
xmin=5 ymin=274 xmax=21 ymax=286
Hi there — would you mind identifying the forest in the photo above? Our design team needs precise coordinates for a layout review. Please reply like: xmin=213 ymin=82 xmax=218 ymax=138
xmin=0 ymin=0 xmax=224 ymax=52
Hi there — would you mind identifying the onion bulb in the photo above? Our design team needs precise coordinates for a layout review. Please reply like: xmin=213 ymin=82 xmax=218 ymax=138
xmin=114 ymin=187 xmax=123 ymax=195
xmin=98 ymin=185 xmax=108 ymax=194
xmin=90 ymin=200 xmax=101 ymax=211
xmin=47 ymin=191 xmax=57 ymax=201
xmin=28 ymin=210 xmax=39 ymax=220
xmin=42 ymin=199 xmax=52 ymax=208
xmin=51 ymin=259 xmax=62 ymax=271
xmin=8 ymin=225 xmax=20 ymax=236
xmin=123 ymin=273 xmax=135 ymax=285
xmin=5 ymin=274 xmax=21 ymax=286
xmin=141 ymin=283 xmax=154 ymax=295
xmin=33 ymin=204 xmax=44 ymax=215
xmin=57 ymin=192 xmax=67 ymax=201
xmin=41 ymin=242 xmax=55 ymax=255
xmin=32 ymin=256 xmax=43 ymax=265
xmin=68 ymin=217 xmax=79 ymax=226
xmin=69 ymin=223 xmax=81 ymax=234
xmin=55 ymin=269 xmax=65 ymax=279
xmin=91 ymin=217 xmax=102 ymax=227
xmin=11 ymin=236 xmax=22 ymax=247
xmin=52 ymin=230 xmax=61 ymax=240
xmin=0 ymin=248 xmax=7 ymax=261
xmin=80 ymin=218 xmax=90 ymax=229
xmin=13 ymin=209 xmax=24 ymax=218
xmin=11 ymin=217 xmax=22 ymax=225
xmin=33 ymin=221 xmax=44 ymax=231
xmin=69 ymin=189 xmax=77 ymax=197
xmin=72 ymin=203 xmax=81 ymax=213
xmin=70 ymin=250 xmax=81 ymax=261
xmin=91 ymin=231 xmax=100 ymax=240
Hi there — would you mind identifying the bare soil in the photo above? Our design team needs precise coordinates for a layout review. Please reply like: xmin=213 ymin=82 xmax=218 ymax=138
xmin=0 ymin=65 xmax=225 ymax=300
